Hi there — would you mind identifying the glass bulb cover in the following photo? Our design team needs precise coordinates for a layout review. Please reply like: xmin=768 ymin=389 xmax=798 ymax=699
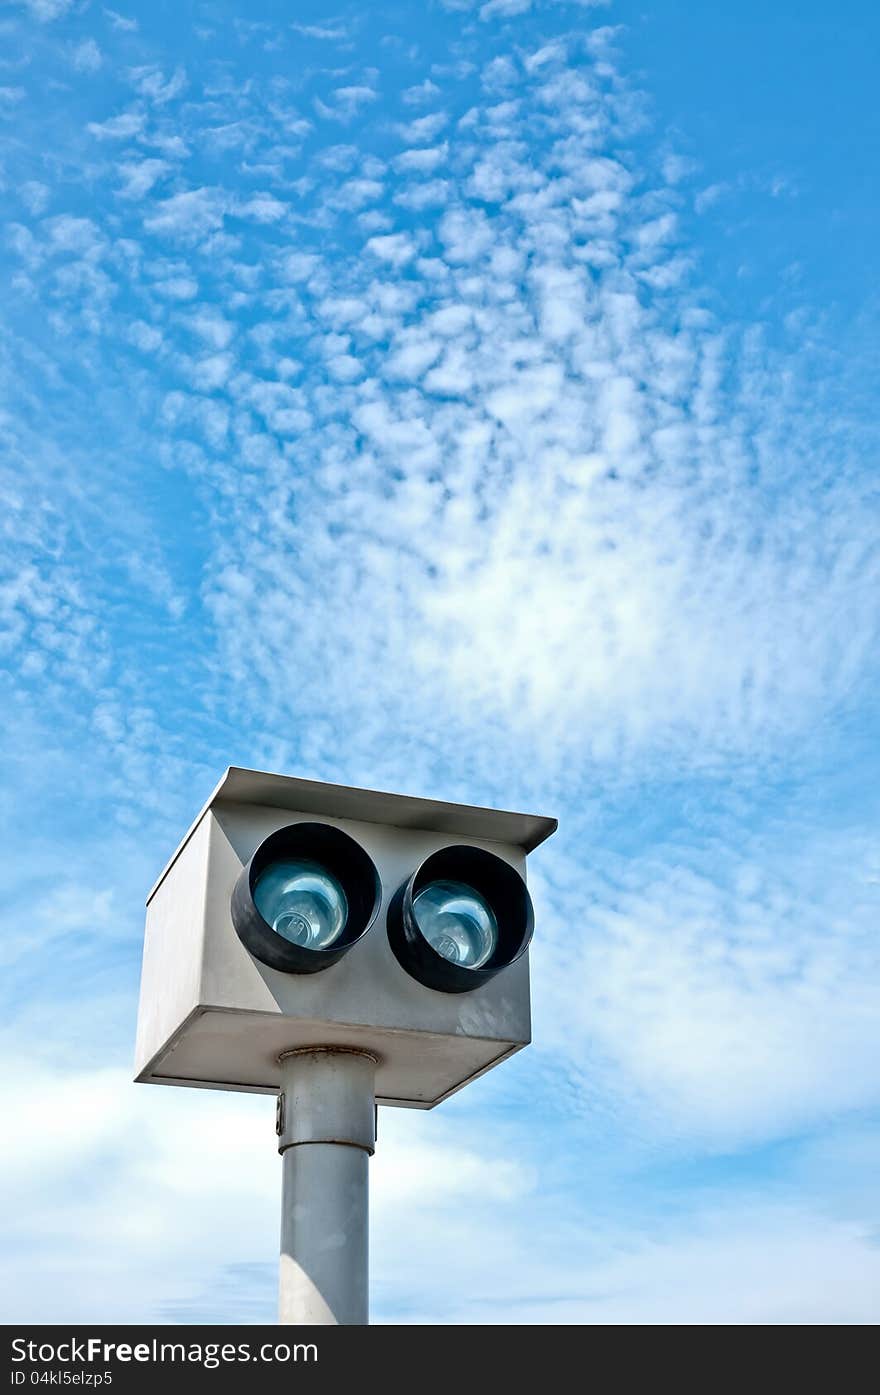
xmin=253 ymin=858 xmax=348 ymax=950
xmin=412 ymin=879 xmax=498 ymax=969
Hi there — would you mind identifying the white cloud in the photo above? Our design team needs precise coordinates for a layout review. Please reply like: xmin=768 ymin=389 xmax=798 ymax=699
xmin=634 ymin=210 xmax=677 ymax=252
xmin=277 ymin=251 xmax=320 ymax=282
xmin=143 ymin=131 xmax=189 ymax=160
xmin=116 ymin=157 xmax=169 ymax=199
xmin=153 ymin=275 xmax=199 ymax=301
xmin=394 ymin=111 xmax=448 ymax=144
xmin=365 ymin=231 xmax=418 ymax=267
xmin=20 ymin=180 xmax=49 ymax=215
xmin=104 ymin=8 xmax=138 ymax=31
xmin=193 ymin=36 xmax=877 ymax=803
xmin=15 ymin=0 xmax=72 ymax=20
xmin=438 ymin=204 xmax=495 ymax=260
xmin=291 ymin=21 xmax=348 ymax=41
xmin=44 ymin=214 xmax=104 ymax=255
xmin=334 ymin=84 xmax=377 ymax=111
xmin=328 ymin=176 xmax=384 ymax=211
xmin=0 ymin=1066 xmax=277 ymax=1321
xmin=128 ymin=65 xmax=187 ymax=105
xmin=316 ymin=143 xmax=358 ymax=172
xmin=445 ymin=0 xmax=608 ymax=17
xmin=480 ymin=0 xmax=533 ymax=18
xmin=185 ymin=351 xmax=235 ymax=392
xmin=127 ymin=320 xmax=163 ymax=353
xmin=403 ymin=79 xmax=441 ymax=106
xmin=377 ymin=1198 xmax=880 ymax=1324
xmin=236 ymin=192 xmax=288 ymax=223
xmin=393 ymin=142 xmax=448 ymax=173
xmin=71 ymin=39 xmax=102 ymax=74
xmin=532 ymin=823 xmax=880 ymax=1148
xmin=87 ymin=110 xmax=145 ymax=140
xmin=482 ymin=55 xmax=519 ymax=90
xmin=4 ymin=1063 xmax=873 ymax=1324
xmin=386 ymin=328 xmax=443 ymax=380
xmin=695 ymin=181 xmax=731 ymax=214
xmin=0 ymin=1065 xmax=533 ymax=1322
xmin=315 ymin=85 xmax=377 ymax=123
xmin=237 ymin=376 xmax=312 ymax=433
xmin=662 ymin=151 xmax=699 ymax=183
xmin=186 ymin=307 xmax=234 ymax=350
xmin=144 ymin=188 xmax=228 ymax=241
xmin=393 ymin=178 xmax=450 ymax=210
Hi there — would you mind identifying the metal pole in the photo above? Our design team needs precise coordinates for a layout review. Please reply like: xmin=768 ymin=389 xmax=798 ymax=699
xmin=276 ymin=1046 xmax=377 ymax=1325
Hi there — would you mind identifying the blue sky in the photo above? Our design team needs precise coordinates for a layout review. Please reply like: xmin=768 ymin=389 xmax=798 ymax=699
xmin=1 ymin=0 xmax=879 ymax=1323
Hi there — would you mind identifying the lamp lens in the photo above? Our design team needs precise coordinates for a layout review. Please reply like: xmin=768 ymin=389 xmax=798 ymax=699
xmin=254 ymin=859 xmax=348 ymax=950
xmin=412 ymin=880 xmax=498 ymax=969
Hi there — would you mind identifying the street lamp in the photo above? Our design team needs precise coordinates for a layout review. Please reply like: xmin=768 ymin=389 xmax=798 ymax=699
xmin=134 ymin=766 xmax=556 ymax=1325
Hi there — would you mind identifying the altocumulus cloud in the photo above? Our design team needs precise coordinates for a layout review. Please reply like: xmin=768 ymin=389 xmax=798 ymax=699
xmin=163 ymin=40 xmax=878 ymax=787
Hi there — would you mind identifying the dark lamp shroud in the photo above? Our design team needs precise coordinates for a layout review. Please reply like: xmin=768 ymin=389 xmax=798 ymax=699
xmin=387 ymin=844 xmax=534 ymax=994
xmin=231 ymin=822 xmax=381 ymax=974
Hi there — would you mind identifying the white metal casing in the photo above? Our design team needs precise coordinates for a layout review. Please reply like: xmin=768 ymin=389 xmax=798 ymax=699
xmin=134 ymin=767 xmax=556 ymax=1108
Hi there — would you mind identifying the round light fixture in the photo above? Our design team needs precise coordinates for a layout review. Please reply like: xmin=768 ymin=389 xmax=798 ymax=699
xmin=253 ymin=859 xmax=348 ymax=950
xmin=387 ymin=844 xmax=533 ymax=993
xmin=411 ymin=879 xmax=498 ymax=968
xmin=232 ymin=823 xmax=380 ymax=974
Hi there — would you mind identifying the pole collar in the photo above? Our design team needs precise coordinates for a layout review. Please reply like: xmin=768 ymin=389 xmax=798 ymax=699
xmin=277 ymin=1046 xmax=378 ymax=1155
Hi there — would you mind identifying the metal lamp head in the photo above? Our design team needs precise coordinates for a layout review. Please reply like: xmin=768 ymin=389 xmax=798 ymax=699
xmin=232 ymin=822 xmax=381 ymax=974
xmin=387 ymin=843 xmax=534 ymax=993
xmin=136 ymin=766 xmax=556 ymax=1104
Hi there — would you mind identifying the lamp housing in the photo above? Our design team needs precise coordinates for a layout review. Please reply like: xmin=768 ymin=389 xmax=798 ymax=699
xmin=134 ymin=767 xmax=555 ymax=1109
xmin=231 ymin=822 xmax=380 ymax=974
xmin=387 ymin=844 xmax=534 ymax=993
